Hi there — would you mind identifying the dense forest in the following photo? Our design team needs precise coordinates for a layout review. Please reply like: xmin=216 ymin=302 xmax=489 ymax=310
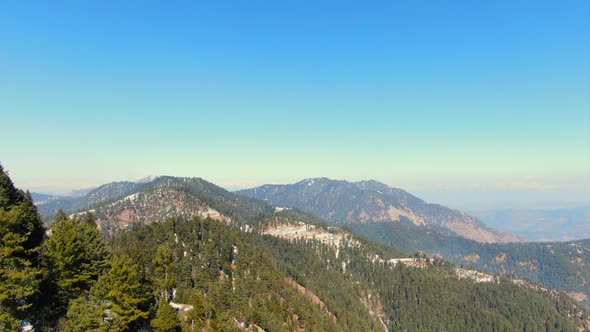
xmin=2 ymin=165 xmax=590 ymax=331
xmin=347 ymin=221 xmax=590 ymax=306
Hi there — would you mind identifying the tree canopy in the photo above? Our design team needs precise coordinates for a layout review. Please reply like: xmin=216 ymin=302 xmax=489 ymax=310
xmin=0 ymin=164 xmax=45 ymax=330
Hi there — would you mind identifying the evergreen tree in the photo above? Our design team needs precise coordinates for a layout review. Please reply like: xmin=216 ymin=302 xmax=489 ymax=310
xmin=53 ymin=209 xmax=69 ymax=223
xmin=81 ymin=211 xmax=98 ymax=227
xmin=182 ymin=290 xmax=206 ymax=331
xmin=153 ymin=244 xmax=176 ymax=302
xmin=90 ymin=255 xmax=150 ymax=331
xmin=61 ymin=296 xmax=102 ymax=332
xmin=44 ymin=210 xmax=110 ymax=321
xmin=151 ymin=300 xmax=180 ymax=332
xmin=0 ymin=164 xmax=45 ymax=330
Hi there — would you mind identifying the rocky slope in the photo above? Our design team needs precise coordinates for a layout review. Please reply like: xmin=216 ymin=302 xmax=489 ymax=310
xmin=238 ymin=178 xmax=524 ymax=243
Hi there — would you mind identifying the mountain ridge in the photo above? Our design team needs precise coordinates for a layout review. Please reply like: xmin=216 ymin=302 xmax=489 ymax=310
xmin=22 ymin=171 xmax=590 ymax=329
xmin=238 ymin=177 xmax=525 ymax=243
xmin=35 ymin=176 xmax=272 ymax=234
xmin=345 ymin=221 xmax=590 ymax=307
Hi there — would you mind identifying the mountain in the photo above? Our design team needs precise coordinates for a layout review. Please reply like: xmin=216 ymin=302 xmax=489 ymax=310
xmin=64 ymin=187 xmax=95 ymax=198
xmin=31 ymin=192 xmax=63 ymax=203
xmin=35 ymin=176 xmax=272 ymax=235
xmin=34 ymin=181 xmax=141 ymax=218
xmin=33 ymin=176 xmax=158 ymax=217
xmin=33 ymin=193 xmax=76 ymax=218
xmin=21 ymin=171 xmax=590 ymax=330
xmin=237 ymin=178 xmax=524 ymax=243
xmin=346 ymin=221 xmax=590 ymax=308
xmin=471 ymin=206 xmax=590 ymax=241
xmin=107 ymin=212 xmax=590 ymax=331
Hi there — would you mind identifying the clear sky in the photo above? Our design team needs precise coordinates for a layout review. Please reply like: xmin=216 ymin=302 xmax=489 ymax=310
xmin=1 ymin=1 xmax=589 ymax=210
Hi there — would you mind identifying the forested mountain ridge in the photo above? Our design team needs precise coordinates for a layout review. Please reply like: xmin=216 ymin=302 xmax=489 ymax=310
xmin=347 ymin=221 xmax=590 ymax=307
xmin=9 ymin=168 xmax=589 ymax=330
xmin=237 ymin=178 xmax=524 ymax=243
xmin=35 ymin=176 xmax=273 ymax=235
xmin=34 ymin=180 xmax=143 ymax=217
xmin=33 ymin=175 xmax=587 ymax=303
xmin=108 ymin=209 xmax=590 ymax=331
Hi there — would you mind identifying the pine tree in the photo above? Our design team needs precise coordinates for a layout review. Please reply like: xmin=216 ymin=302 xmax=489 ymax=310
xmin=182 ymin=290 xmax=206 ymax=331
xmin=44 ymin=210 xmax=110 ymax=322
xmin=0 ymin=164 xmax=45 ymax=330
xmin=61 ymin=296 xmax=102 ymax=332
xmin=53 ymin=209 xmax=69 ymax=223
xmin=90 ymin=255 xmax=150 ymax=331
xmin=153 ymin=244 xmax=176 ymax=302
xmin=80 ymin=211 xmax=97 ymax=227
xmin=151 ymin=300 xmax=180 ymax=332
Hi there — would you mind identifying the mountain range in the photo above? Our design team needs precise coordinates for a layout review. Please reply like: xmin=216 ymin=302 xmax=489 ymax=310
xmin=31 ymin=175 xmax=590 ymax=306
xmin=35 ymin=176 xmax=270 ymax=236
xmin=237 ymin=178 xmax=524 ymax=243
xmin=22 ymin=172 xmax=590 ymax=330
xmin=235 ymin=178 xmax=590 ymax=306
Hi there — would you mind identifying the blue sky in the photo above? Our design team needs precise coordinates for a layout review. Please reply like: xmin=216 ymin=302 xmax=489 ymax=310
xmin=1 ymin=1 xmax=589 ymax=209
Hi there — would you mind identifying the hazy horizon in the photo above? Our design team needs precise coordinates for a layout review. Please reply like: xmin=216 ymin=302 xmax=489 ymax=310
xmin=10 ymin=171 xmax=589 ymax=211
xmin=2 ymin=1 xmax=589 ymax=211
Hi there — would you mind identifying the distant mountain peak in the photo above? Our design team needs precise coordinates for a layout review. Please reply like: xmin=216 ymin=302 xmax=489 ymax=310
xmin=238 ymin=178 xmax=525 ymax=243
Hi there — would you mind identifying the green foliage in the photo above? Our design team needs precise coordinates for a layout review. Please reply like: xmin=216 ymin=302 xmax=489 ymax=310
xmin=53 ymin=209 xmax=69 ymax=223
xmin=261 ymin=229 xmax=588 ymax=331
xmin=61 ymin=253 xmax=151 ymax=331
xmin=45 ymin=212 xmax=110 ymax=303
xmin=62 ymin=296 xmax=102 ymax=332
xmin=90 ymin=255 xmax=150 ymax=331
xmin=139 ymin=176 xmax=273 ymax=226
xmin=151 ymin=301 xmax=180 ymax=332
xmin=110 ymin=217 xmax=346 ymax=331
xmin=0 ymin=164 xmax=45 ymax=329
xmin=153 ymin=244 xmax=176 ymax=302
xmin=348 ymin=221 xmax=590 ymax=299
xmin=180 ymin=289 xmax=206 ymax=330
xmin=4 ymin=162 xmax=588 ymax=331
xmin=35 ymin=210 xmax=110 ymax=329
xmin=46 ymin=211 xmax=590 ymax=331
xmin=0 ymin=165 xmax=20 ymax=208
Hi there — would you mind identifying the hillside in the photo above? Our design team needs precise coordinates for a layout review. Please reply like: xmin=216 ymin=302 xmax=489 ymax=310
xmin=108 ymin=212 xmax=590 ymax=331
xmin=34 ymin=181 xmax=142 ymax=217
xmin=346 ymin=221 xmax=590 ymax=307
xmin=237 ymin=178 xmax=523 ymax=243
xmin=9 ymin=170 xmax=589 ymax=330
xmin=33 ymin=193 xmax=76 ymax=217
xmin=34 ymin=176 xmax=273 ymax=235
